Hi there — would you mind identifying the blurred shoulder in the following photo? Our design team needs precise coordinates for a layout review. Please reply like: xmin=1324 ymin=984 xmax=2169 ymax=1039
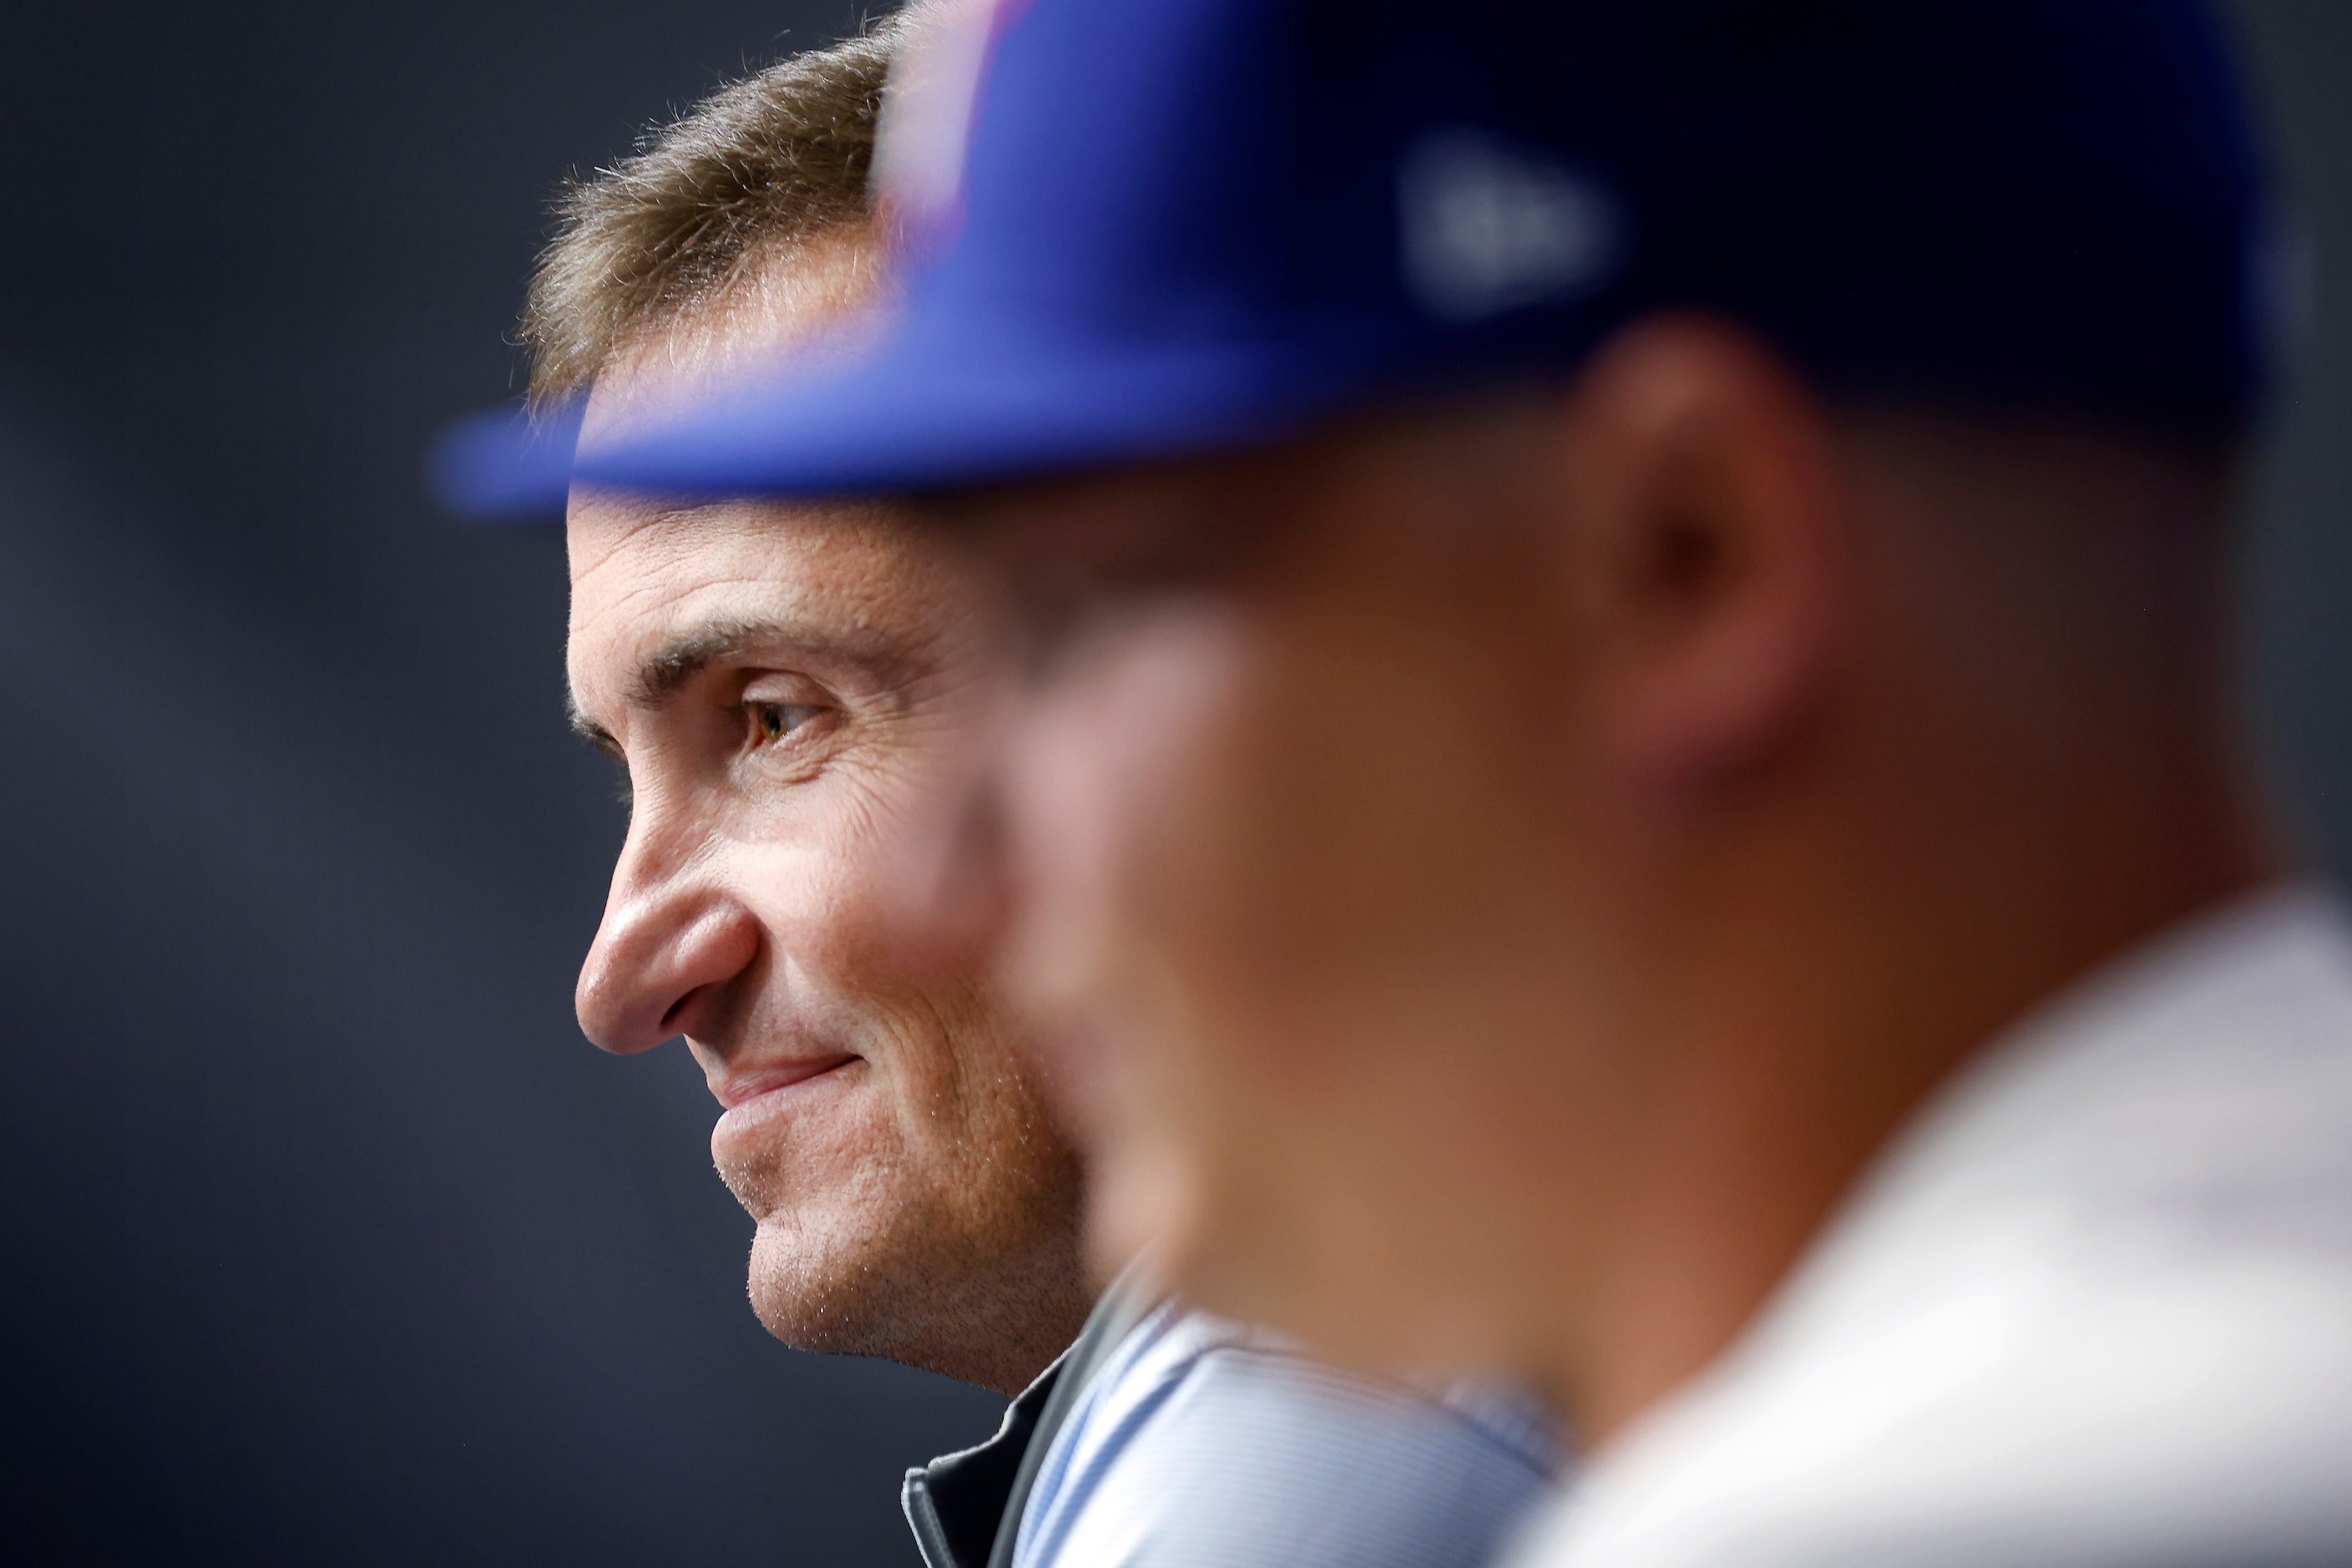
xmin=1510 ymin=886 xmax=2352 ymax=1568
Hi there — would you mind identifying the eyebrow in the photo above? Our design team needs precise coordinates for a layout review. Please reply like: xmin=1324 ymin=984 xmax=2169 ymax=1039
xmin=566 ymin=614 xmax=918 ymax=756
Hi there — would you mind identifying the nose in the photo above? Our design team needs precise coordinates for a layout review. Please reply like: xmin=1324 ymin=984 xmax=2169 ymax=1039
xmin=575 ymin=818 xmax=761 ymax=1055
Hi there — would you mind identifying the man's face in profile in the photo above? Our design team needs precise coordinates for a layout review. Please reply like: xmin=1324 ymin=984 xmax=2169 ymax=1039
xmin=970 ymin=402 xmax=1643 ymax=1378
xmin=560 ymin=259 xmax=1085 ymax=1393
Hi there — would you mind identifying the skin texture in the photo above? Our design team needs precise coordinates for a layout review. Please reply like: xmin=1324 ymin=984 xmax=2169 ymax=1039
xmin=567 ymin=234 xmax=1090 ymax=1395
xmin=945 ymin=316 xmax=2283 ymax=1439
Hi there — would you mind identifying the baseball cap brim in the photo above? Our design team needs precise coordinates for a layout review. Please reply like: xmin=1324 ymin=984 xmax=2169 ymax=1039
xmin=564 ymin=306 xmax=1406 ymax=501
xmin=426 ymin=399 xmax=584 ymax=521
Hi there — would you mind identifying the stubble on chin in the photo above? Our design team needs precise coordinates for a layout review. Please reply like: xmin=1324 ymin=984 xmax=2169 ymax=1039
xmin=718 ymin=1080 xmax=1093 ymax=1393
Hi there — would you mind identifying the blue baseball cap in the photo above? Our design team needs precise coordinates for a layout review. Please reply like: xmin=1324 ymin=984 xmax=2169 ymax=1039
xmin=480 ymin=0 xmax=2278 ymax=508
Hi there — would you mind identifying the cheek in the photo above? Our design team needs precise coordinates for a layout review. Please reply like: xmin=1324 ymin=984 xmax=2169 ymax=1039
xmin=729 ymin=802 xmax=955 ymax=1053
xmin=1173 ymin=599 xmax=1536 ymax=1077
xmin=1135 ymin=595 xmax=1586 ymax=1319
xmin=736 ymin=817 xmax=1021 ymax=1166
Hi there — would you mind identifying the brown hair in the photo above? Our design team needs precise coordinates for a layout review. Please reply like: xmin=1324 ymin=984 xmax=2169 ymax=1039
xmin=522 ymin=15 xmax=904 ymax=406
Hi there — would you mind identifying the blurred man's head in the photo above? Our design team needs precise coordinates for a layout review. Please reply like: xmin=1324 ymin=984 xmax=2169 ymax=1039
xmin=531 ymin=22 xmax=1088 ymax=1395
xmin=916 ymin=3 xmax=2281 ymax=1427
xmin=970 ymin=331 xmax=2271 ymax=1429
xmin=559 ymin=0 xmax=2284 ymax=1431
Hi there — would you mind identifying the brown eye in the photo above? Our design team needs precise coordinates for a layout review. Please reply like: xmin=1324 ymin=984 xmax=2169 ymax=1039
xmin=751 ymin=701 xmax=823 ymax=745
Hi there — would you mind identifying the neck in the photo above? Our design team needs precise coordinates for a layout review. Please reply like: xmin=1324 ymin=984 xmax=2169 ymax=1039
xmin=1545 ymin=667 xmax=2284 ymax=1446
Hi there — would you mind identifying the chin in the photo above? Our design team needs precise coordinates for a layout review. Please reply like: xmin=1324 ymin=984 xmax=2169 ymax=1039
xmin=742 ymin=1192 xmax=996 ymax=1372
xmin=740 ymin=1179 xmax=1091 ymax=1393
xmin=744 ymin=1208 xmax=902 ymax=1353
xmin=715 ymin=1044 xmax=1093 ymax=1388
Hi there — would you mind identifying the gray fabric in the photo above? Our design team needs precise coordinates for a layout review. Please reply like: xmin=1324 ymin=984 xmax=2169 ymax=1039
xmin=985 ymin=1269 xmax=1161 ymax=1568
xmin=1002 ymin=1303 xmax=1564 ymax=1568
xmin=899 ymin=1266 xmax=1160 ymax=1568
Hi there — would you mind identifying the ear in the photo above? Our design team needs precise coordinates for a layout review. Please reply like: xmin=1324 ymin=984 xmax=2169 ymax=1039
xmin=1550 ymin=315 xmax=1846 ymax=787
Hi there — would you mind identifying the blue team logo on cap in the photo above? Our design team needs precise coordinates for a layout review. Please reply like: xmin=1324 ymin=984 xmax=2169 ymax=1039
xmin=1397 ymin=127 xmax=1624 ymax=323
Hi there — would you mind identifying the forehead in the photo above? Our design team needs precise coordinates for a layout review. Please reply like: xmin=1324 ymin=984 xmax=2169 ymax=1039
xmin=565 ymin=491 xmax=971 ymax=673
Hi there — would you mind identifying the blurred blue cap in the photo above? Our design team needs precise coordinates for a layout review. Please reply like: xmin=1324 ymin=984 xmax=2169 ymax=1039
xmin=429 ymin=399 xmax=582 ymax=520
xmin=458 ymin=0 xmax=2278 ymax=509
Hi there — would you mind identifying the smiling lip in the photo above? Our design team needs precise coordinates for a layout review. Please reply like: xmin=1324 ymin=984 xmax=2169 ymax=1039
xmin=710 ymin=1055 xmax=860 ymax=1111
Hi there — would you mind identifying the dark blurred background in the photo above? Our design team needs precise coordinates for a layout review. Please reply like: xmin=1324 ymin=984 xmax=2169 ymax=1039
xmin=0 ymin=3 xmax=2344 ymax=1563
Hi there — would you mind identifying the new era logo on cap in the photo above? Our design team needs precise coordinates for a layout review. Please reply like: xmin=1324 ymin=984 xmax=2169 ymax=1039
xmin=1398 ymin=128 xmax=1623 ymax=323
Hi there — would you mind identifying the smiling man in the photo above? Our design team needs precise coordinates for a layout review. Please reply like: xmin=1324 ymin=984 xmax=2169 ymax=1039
xmin=549 ymin=38 xmax=1086 ymax=1401
xmin=520 ymin=16 xmax=1558 ymax=1568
